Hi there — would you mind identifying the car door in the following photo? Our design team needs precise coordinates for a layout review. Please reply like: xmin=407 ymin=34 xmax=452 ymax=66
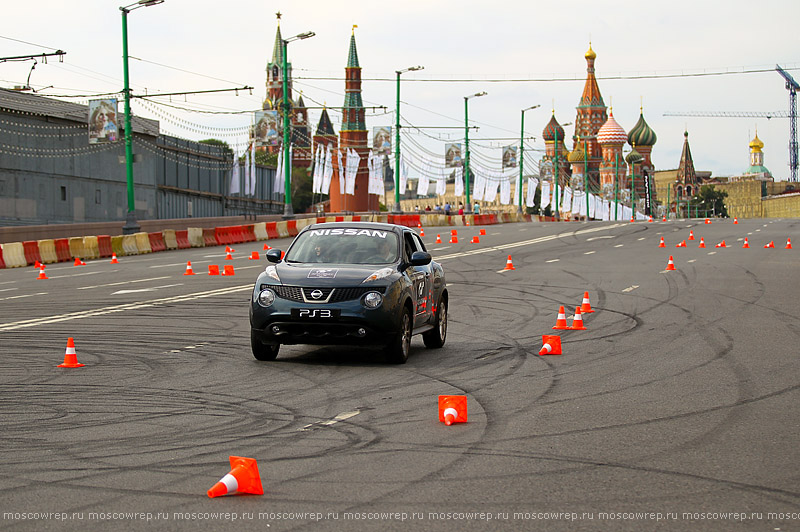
xmin=402 ymin=231 xmax=433 ymax=327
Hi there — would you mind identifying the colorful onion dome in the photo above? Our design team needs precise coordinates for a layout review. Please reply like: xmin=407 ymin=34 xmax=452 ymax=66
xmin=749 ymin=132 xmax=764 ymax=152
xmin=567 ymin=136 xmax=585 ymax=163
xmin=597 ymin=110 xmax=627 ymax=145
xmin=585 ymin=43 xmax=596 ymax=60
xmin=542 ymin=113 xmax=566 ymax=142
xmin=625 ymin=147 xmax=643 ymax=165
xmin=627 ymin=111 xmax=657 ymax=147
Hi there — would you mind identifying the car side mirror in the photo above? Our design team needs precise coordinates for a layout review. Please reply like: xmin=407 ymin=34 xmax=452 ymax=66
xmin=266 ymin=249 xmax=282 ymax=263
xmin=409 ymin=251 xmax=431 ymax=266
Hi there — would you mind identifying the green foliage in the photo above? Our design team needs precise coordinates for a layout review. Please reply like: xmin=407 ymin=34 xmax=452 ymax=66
xmin=690 ymin=185 xmax=729 ymax=217
xmin=199 ymin=138 xmax=233 ymax=157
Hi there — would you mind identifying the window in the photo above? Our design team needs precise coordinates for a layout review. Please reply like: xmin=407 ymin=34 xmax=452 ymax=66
xmin=95 ymin=189 xmax=101 ymax=204
xmin=60 ymin=186 xmax=66 ymax=201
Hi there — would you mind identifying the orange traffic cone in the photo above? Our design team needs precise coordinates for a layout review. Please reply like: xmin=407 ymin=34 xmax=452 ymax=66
xmin=742 ymin=238 xmax=750 ymax=249
xmin=552 ymin=305 xmax=569 ymax=330
xmin=676 ymin=240 xmax=686 ymax=248
xmin=715 ymin=240 xmax=727 ymax=248
xmin=648 ymin=216 xmax=653 ymax=222
xmin=665 ymin=256 xmax=676 ymax=271
xmin=658 ymin=237 xmax=666 ymax=248
xmin=705 ymin=218 xmax=711 ymax=224
xmin=764 ymin=241 xmax=775 ymax=249
xmin=207 ymin=456 xmax=263 ymax=498
xmin=36 ymin=266 xmax=48 ymax=280
xmin=420 ymin=227 xmax=425 ymax=237
xmin=688 ymin=230 xmax=695 ymax=240
xmin=449 ymin=235 xmax=459 ymax=244
xmin=224 ymin=251 xmax=233 ymax=260
xmin=568 ymin=307 xmax=586 ymax=330
xmin=438 ymin=395 xmax=467 ymax=426
xmin=222 ymin=265 xmax=235 ymax=276
xmin=580 ymin=291 xmax=595 ymax=314
xmin=503 ymin=255 xmax=515 ymax=271
xmin=183 ymin=261 xmax=195 ymax=275
xmin=786 ymin=238 xmax=793 ymax=249
xmin=209 ymin=265 xmax=220 ymax=276
xmin=74 ymin=257 xmax=84 ymax=266
xmin=34 ymin=260 xmax=41 ymax=268
xmin=698 ymin=237 xmax=706 ymax=248
xmin=538 ymin=335 xmax=562 ymax=355
xmin=734 ymin=217 xmax=738 ymax=224
xmin=248 ymin=251 xmax=260 ymax=260
xmin=662 ymin=215 xmax=667 ymax=222
xmin=110 ymin=253 xmax=119 ymax=264
xmin=471 ymin=235 xmax=480 ymax=244
xmin=630 ymin=216 xmax=635 ymax=222
xmin=479 ymin=229 xmax=486 ymax=236
xmin=57 ymin=337 xmax=85 ymax=368
xmin=451 ymin=229 xmax=458 ymax=236
xmin=435 ymin=234 xmax=442 ymax=244
xmin=465 ymin=219 xmax=470 ymax=226
xmin=263 ymin=243 xmax=272 ymax=251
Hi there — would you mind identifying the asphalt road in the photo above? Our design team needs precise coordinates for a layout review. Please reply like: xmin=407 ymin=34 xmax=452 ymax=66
xmin=1 ymin=218 xmax=799 ymax=532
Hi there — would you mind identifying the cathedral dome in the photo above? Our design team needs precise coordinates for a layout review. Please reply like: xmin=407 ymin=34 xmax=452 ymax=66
xmin=625 ymin=147 xmax=643 ymax=165
xmin=542 ymin=114 xmax=566 ymax=142
xmin=597 ymin=110 xmax=627 ymax=145
xmin=628 ymin=112 xmax=657 ymax=147
xmin=749 ymin=133 xmax=764 ymax=152
xmin=585 ymin=43 xmax=596 ymax=60
xmin=567 ymin=137 xmax=586 ymax=163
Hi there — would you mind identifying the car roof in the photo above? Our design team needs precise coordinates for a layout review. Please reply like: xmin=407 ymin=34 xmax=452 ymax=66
xmin=301 ymin=221 xmax=409 ymax=234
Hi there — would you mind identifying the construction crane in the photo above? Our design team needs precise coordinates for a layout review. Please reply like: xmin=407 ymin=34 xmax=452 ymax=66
xmin=663 ymin=111 xmax=787 ymax=119
xmin=776 ymin=65 xmax=798 ymax=182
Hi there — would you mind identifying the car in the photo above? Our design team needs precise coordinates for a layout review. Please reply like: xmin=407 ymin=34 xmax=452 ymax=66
xmin=249 ymin=221 xmax=448 ymax=363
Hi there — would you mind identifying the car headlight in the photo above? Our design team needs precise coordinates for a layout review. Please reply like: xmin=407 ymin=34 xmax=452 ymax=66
xmin=362 ymin=291 xmax=383 ymax=309
xmin=362 ymin=267 xmax=394 ymax=283
xmin=257 ymin=288 xmax=276 ymax=307
xmin=265 ymin=265 xmax=280 ymax=282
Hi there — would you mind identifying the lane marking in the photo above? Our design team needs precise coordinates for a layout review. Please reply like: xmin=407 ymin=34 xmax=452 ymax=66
xmin=708 ymin=251 xmax=717 ymax=255
xmin=622 ymin=285 xmax=639 ymax=292
xmin=497 ymin=269 xmax=513 ymax=273
xmin=637 ymin=237 xmax=646 ymax=241
xmin=614 ymin=244 xmax=624 ymax=248
xmin=301 ymin=410 xmax=361 ymax=431
xmin=584 ymin=251 xmax=596 ymax=255
xmin=0 ymin=285 xmax=251 ymax=332
xmin=78 ymin=276 xmax=172 ymax=290
xmin=150 ymin=261 xmax=211 ymax=269
xmin=546 ymin=259 xmax=560 ymax=263
xmin=688 ymin=259 xmax=697 ymax=263
xmin=586 ymin=236 xmax=613 ymax=241
xmin=45 ymin=271 xmax=104 ymax=279
xmin=0 ymin=292 xmax=47 ymax=301
xmin=111 ymin=283 xmax=183 ymax=295
xmin=0 ymin=287 xmax=19 ymax=293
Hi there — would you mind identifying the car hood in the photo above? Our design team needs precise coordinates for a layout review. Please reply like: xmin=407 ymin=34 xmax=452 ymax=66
xmin=271 ymin=262 xmax=398 ymax=286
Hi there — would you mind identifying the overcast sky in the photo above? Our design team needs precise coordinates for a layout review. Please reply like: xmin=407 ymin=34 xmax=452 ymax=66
xmin=2 ymin=0 xmax=799 ymax=180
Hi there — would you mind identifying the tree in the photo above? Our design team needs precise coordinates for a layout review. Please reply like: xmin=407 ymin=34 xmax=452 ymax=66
xmin=198 ymin=138 xmax=233 ymax=157
xmin=690 ymin=185 xmax=728 ymax=218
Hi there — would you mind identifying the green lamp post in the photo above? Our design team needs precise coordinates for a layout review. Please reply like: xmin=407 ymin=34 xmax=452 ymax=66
xmin=464 ymin=91 xmax=487 ymax=208
xmin=393 ymin=65 xmax=423 ymax=213
xmin=517 ymin=104 xmax=540 ymax=213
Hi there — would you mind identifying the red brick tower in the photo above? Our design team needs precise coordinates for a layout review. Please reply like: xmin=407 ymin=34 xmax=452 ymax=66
xmin=574 ymin=43 xmax=607 ymax=191
xmin=330 ymin=28 xmax=376 ymax=212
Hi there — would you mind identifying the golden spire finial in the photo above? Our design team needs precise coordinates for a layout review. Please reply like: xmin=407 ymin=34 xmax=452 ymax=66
xmin=276 ymin=11 xmax=281 ymax=25
xmin=352 ymin=24 xmax=358 ymax=35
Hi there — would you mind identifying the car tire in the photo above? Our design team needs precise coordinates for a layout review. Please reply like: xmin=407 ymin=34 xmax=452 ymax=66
xmin=386 ymin=308 xmax=412 ymax=364
xmin=423 ymin=297 xmax=447 ymax=349
xmin=251 ymin=330 xmax=280 ymax=361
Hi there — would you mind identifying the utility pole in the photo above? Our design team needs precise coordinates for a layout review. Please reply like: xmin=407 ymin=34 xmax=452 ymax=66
xmin=393 ymin=66 xmax=423 ymax=213
xmin=464 ymin=91 xmax=487 ymax=209
xmin=518 ymin=105 xmax=540 ymax=213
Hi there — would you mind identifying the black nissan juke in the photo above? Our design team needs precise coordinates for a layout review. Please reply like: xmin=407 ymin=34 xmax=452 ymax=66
xmin=249 ymin=222 xmax=448 ymax=363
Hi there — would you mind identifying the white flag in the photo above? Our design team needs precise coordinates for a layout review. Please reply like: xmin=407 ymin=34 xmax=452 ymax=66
xmin=526 ymin=177 xmax=539 ymax=208
xmin=436 ymin=167 xmax=447 ymax=197
xmin=346 ymin=149 xmax=359 ymax=195
xmin=248 ymin=142 xmax=256 ymax=195
xmin=472 ymin=170 xmax=485 ymax=202
xmin=417 ymin=167 xmax=430 ymax=196
xmin=336 ymin=148 xmax=345 ymax=195
xmin=454 ymin=166 xmax=464 ymax=197
xmin=484 ymin=172 xmax=498 ymax=203
xmin=229 ymin=153 xmax=240 ymax=195
xmin=321 ymin=144 xmax=333 ymax=195
xmin=273 ymin=147 xmax=283 ymax=196
xmin=243 ymin=150 xmax=251 ymax=195
xmin=499 ymin=176 xmax=511 ymax=205
xmin=312 ymin=144 xmax=322 ymax=194
xmin=572 ymin=190 xmax=583 ymax=215
xmin=540 ymin=180 xmax=551 ymax=209
xmin=562 ymin=186 xmax=573 ymax=213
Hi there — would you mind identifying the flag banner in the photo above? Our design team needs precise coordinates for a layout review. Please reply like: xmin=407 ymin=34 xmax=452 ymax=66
xmin=454 ymin=166 xmax=464 ymax=197
xmin=346 ymin=149 xmax=359 ymax=195
xmin=572 ymin=190 xmax=584 ymax=214
xmin=445 ymin=143 xmax=462 ymax=168
xmin=249 ymin=142 xmax=256 ymax=196
xmin=321 ymin=144 xmax=333 ymax=195
xmin=229 ymin=153 xmax=241 ymax=195
xmin=622 ymin=205 xmax=632 ymax=221
xmin=417 ymin=166 xmax=430 ymax=196
xmin=88 ymin=99 xmax=118 ymax=144
xmin=311 ymin=144 xmax=321 ymax=194
xmin=373 ymin=126 xmax=391 ymax=156
xmin=484 ymin=173 xmax=498 ymax=203
xmin=502 ymin=145 xmax=517 ymax=169
xmin=540 ymin=180 xmax=551 ymax=209
xmin=472 ymin=170 xmax=486 ymax=201
xmin=274 ymin=148 xmax=283 ymax=196
xmin=526 ymin=177 xmax=539 ymax=208
xmin=399 ymin=154 xmax=408 ymax=194
xmin=254 ymin=110 xmax=279 ymax=147
xmin=436 ymin=167 xmax=447 ymax=197
xmin=244 ymin=149 xmax=252 ymax=196
xmin=500 ymin=176 xmax=511 ymax=205
xmin=562 ymin=186 xmax=573 ymax=212
xmin=368 ymin=151 xmax=383 ymax=195
xmin=337 ymin=148 xmax=345 ymax=195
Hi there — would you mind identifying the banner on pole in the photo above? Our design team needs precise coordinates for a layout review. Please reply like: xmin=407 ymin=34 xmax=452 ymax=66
xmin=445 ymin=143 xmax=462 ymax=168
xmin=88 ymin=99 xmax=118 ymax=144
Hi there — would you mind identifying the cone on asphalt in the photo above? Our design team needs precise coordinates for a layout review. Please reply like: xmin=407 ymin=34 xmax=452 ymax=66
xmin=676 ymin=240 xmax=686 ymax=248
xmin=715 ymin=240 xmax=727 ymax=248
xmin=263 ymin=243 xmax=272 ymax=251
xmin=764 ymin=240 xmax=775 ymax=248
xmin=471 ymin=235 xmax=480 ymax=244
xmin=74 ymin=257 xmax=85 ymax=266
xmin=699 ymin=237 xmax=706 ymax=248
xmin=36 ymin=266 xmax=48 ymax=280
xmin=552 ymin=305 xmax=569 ymax=330
xmin=435 ymin=234 xmax=442 ymax=244
xmin=57 ymin=337 xmax=85 ymax=368
xmin=34 ymin=260 xmax=41 ymax=268
xmin=110 ymin=253 xmax=119 ymax=264
xmin=503 ymin=255 xmax=515 ymax=271
xmin=658 ymin=237 xmax=666 ymax=248
xmin=580 ymin=291 xmax=595 ymax=314
xmin=420 ymin=227 xmax=425 ymax=237
xmin=438 ymin=395 xmax=467 ymax=426
xmin=222 ymin=265 xmax=235 ymax=276
xmin=743 ymin=238 xmax=750 ymax=249
xmin=630 ymin=216 xmax=635 ymax=222
xmin=449 ymin=235 xmax=459 ymax=243
xmin=479 ymin=229 xmax=486 ymax=236
xmin=183 ymin=261 xmax=195 ymax=275
xmin=451 ymin=229 xmax=458 ymax=236
xmin=224 ymin=250 xmax=233 ymax=260
xmin=248 ymin=251 xmax=260 ymax=260
xmin=786 ymin=238 xmax=793 ymax=249
xmin=688 ymin=230 xmax=695 ymax=240
xmin=648 ymin=216 xmax=653 ymax=222
xmin=568 ymin=307 xmax=587 ymax=330
xmin=665 ymin=256 xmax=676 ymax=271
xmin=207 ymin=456 xmax=263 ymax=498
xmin=734 ymin=217 xmax=738 ymax=224
xmin=662 ymin=215 xmax=667 ymax=222
xmin=538 ymin=335 xmax=562 ymax=356
xmin=705 ymin=218 xmax=711 ymax=224
xmin=209 ymin=265 xmax=220 ymax=276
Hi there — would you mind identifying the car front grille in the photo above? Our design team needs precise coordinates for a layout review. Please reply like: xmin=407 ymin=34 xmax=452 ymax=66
xmin=265 ymin=285 xmax=384 ymax=303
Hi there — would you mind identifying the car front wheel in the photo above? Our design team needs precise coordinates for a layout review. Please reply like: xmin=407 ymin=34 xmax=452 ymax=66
xmin=423 ymin=298 xmax=447 ymax=349
xmin=251 ymin=329 xmax=280 ymax=361
xmin=386 ymin=308 xmax=412 ymax=364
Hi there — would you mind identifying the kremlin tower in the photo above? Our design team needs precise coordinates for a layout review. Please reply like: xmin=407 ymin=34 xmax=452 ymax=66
xmin=744 ymin=131 xmax=773 ymax=180
xmin=573 ymin=43 xmax=608 ymax=189
xmin=627 ymin=107 xmax=657 ymax=203
xmin=597 ymin=108 xmax=628 ymax=197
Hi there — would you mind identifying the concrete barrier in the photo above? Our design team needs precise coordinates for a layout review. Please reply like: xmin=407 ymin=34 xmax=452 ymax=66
xmin=82 ymin=236 xmax=100 ymax=260
xmin=188 ymin=227 xmax=204 ymax=247
xmin=2 ymin=242 xmax=26 ymax=268
xmin=0 ymin=245 xmax=5 ymax=269
xmin=135 ymin=232 xmax=153 ymax=254
xmin=111 ymin=235 xmax=125 ymax=256
xmin=253 ymin=222 xmax=268 ymax=241
xmin=54 ymin=238 xmax=71 ymax=262
xmin=122 ymin=234 xmax=138 ymax=255
xmin=23 ymin=241 xmax=42 ymax=266
xmin=97 ymin=235 xmax=113 ymax=257
xmin=38 ymin=239 xmax=58 ymax=264
xmin=148 ymin=232 xmax=166 ymax=252
xmin=163 ymin=229 xmax=178 ymax=250
xmin=68 ymin=237 xmax=86 ymax=260
xmin=276 ymin=221 xmax=290 ymax=238
xmin=295 ymin=217 xmax=315 ymax=232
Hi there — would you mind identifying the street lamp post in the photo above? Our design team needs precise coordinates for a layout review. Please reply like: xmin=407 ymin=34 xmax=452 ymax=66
xmin=120 ymin=0 xmax=164 ymax=235
xmin=517 ymin=104 xmax=540 ymax=213
xmin=393 ymin=65 xmax=423 ymax=213
xmin=464 ymin=91 xmax=487 ymax=209
xmin=280 ymin=30 xmax=315 ymax=219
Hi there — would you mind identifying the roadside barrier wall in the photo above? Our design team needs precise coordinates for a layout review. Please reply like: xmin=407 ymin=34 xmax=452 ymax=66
xmin=97 ymin=236 xmax=113 ymax=257
xmin=38 ymin=239 xmax=58 ymax=264
xmin=111 ymin=236 xmax=125 ymax=257
xmin=82 ymin=236 xmax=100 ymax=260
xmin=68 ymin=237 xmax=86 ymax=260
xmin=175 ymin=230 xmax=191 ymax=249
xmin=135 ymin=232 xmax=152 ymax=254
xmin=0 ymin=245 xmax=5 ymax=269
xmin=3 ymin=242 xmax=26 ymax=268
xmin=122 ymin=234 xmax=138 ymax=255
xmin=148 ymin=232 xmax=166 ymax=253
xmin=54 ymin=238 xmax=71 ymax=262
xmin=163 ymin=229 xmax=178 ymax=250
xmin=253 ymin=222 xmax=268 ymax=241
xmin=187 ymin=228 xmax=204 ymax=248
xmin=23 ymin=241 xmax=42 ymax=266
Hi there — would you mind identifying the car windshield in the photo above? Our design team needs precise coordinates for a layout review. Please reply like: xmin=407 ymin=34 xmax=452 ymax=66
xmin=285 ymin=228 xmax=399 ymax=265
